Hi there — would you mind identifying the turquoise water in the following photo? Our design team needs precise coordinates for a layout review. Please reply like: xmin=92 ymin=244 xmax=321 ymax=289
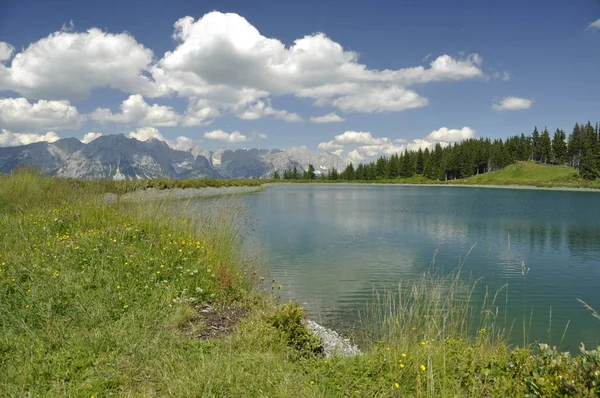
xmin=238 ymin=184 xmax=600 ymax=350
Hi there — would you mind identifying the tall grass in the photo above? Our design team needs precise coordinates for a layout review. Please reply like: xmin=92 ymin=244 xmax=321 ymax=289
xmin=2 ymin=169 xmax=599 ymax=397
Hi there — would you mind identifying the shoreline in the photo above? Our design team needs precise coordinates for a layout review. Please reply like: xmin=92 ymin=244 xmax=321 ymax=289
xmin=104 ymin=184 xmax=269 ymax=203
xmin=277 ymin=181 xmax=600 ymax=193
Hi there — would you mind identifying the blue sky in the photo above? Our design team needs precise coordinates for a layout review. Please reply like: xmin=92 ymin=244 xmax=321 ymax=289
xmin=0 ymin=0 xmax=599 ymax=161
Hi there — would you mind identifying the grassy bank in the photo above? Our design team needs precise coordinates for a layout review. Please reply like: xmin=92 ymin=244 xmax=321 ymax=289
xmin=447 ymin=161 xmax=600 ymax=189
xmin=2 ymin=170 xmax=600 ymax=397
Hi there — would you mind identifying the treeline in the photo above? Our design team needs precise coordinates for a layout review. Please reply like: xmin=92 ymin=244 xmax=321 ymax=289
xmin=277 ymin=122 xmax=600 ymax=181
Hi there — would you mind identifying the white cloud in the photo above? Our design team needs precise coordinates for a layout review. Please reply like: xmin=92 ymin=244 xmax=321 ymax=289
xmin=0 ymin=97 xmax=82 ymax=132
xmin=237 ymin=100 xmax=302 ymax=122
xmin=492 ymin=96 xmax=533 ymax=111
xmin=0 ymin=11 xmax=491 ymax=127
xmin=329 ymin=85 xmax=428 ymax=113
xmin=348 ymin=149 xmax=365 ymax=162
xmin=81 ymin=132 xmax=102 ymax=143
xmin=0 ymin=129 xmax=60 ymax=147
xmin=0 ymin=42 xmax=14 ymax=62
xmin=204 ymin=129 xmax=248 ymax=143
xmin=317 ymin=140 xmax=344 ymax=151
xmin=318 ymin=127 xmax=475 ymax=162
xmin=426 ymin=127 xmax=475 ymax=142
xmin=151 ymin=12 xmax=486 ymax=114
xmin=333 ymin=131 xmax=389 ymax=145
xmin=310 ymin=112 xmax=345 ymax=123
xmin=90 ymin=94 xmax=181 ymax=126
xmin=0 ymin=28 xmax=155 ymax=99
xmin=128 ymin=126 xmax=166 ymax=142
xmin=588 ymin=19 xmax=600 ymax=29
xmin=169 ymin=135 xmax=202 ymax=151
xmin=127 ymin=127 xmax=204 ymax=150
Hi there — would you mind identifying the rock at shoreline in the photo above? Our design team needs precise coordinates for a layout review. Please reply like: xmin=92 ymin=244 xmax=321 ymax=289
xmin=305 ymin=320 xmax=360 ymax=358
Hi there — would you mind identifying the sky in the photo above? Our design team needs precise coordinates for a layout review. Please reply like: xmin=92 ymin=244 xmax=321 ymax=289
xmin=0 ymin=0 xmax=599 ymax=162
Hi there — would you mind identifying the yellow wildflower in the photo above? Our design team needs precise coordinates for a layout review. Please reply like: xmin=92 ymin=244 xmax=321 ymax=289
xmin=394 ymin=383 xmax=400 ymax=389
xmin=420 ymin=364 xmax=426 ymax=371
xmin=401 ymin=353 xmax=407 ymax=358
xmin=399 ymin=363 xmax=405 ymax=369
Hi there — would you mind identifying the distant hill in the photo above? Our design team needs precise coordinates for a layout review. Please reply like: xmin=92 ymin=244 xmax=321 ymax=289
xmin=0 ymin=134 xmax=347 ymax=180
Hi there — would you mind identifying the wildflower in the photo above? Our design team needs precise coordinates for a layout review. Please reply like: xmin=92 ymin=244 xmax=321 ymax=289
xmin=156 ymin=271 xmax=161 ymax=275
xmin=386 ymin=347 xmax=391 ymax=351
xmin=54 ymin=272 xmax=60 ymax=277
xmin=399 ymin=363 xmax=405 ymax=369
xmin=394 ymin=383 xmax=400 ymax=389
xmin=309 ymin=381 xmax=315 ymax=385
xmin=116 ymin=285 xmax=121 ymax=289
xmin=278 ymin=284 xmax=282 ymax=289
xmin=508 ymin=362 xmax=515 ymax=368
xmin=420 ymin=364 xmax=426 ymax=371
xmin=420 ymin=341 xmax=426 ymax=346
xmin=123 ymin=305 xmax=129 ymax=309
xmin=260 ymin=276 xmax=265 ymax=281
xmin=25 ymin=305 xmax=30 ymax=309
xmin=401 ymin=353 xmax=407 ymax=358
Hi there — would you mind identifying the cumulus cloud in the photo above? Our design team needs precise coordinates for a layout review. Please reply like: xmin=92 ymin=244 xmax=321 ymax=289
xmin=237 ymin=100 xmax=302 ymax=122
xmin=0 ymin=97 xmax=82 ymax=132
xmin=169 ymin=135 xmax=203 ymax=151
xmin=203 ymin=129 xmax=248 ymax=143
xmin=317 ymin=141 xmax=344 ymax=151
xmin=0 ymin=129 xmax=60 ymax=147
xmin=318 ymin=127 xmax=476 ymax=162
xmin=152 ymin=12 xmax=485 ymax=114
xmin=0 ymin=28 xmax=155 ymax=99
xmin=333 ymin=131 xmax=389 ymax=145
xmin=128 ymin=126 xmax=166 ymax=142
xmin=0 ymin=42 xmax=14 ymax=62
xmin=492 ymin=96 xmax=533 ymax=111
xmin=426 ymin=127 xmax=475 ymax=142
xmin=310 ymin=112 xmax=345 ymax=123
xmin=127 ymin=127 xmax=205 ymax=150
xmin=588 ymin=19 xmax=600 ymax=29
xmin=0 ymin=11 xmax=492 ymax=128
xmin=81 ymin=132 xmax=102 ymax=143
xmin=90 ymin=94 xmax=181 ymax=126
xmin=348 ymin=149 xmax=365 ymax=162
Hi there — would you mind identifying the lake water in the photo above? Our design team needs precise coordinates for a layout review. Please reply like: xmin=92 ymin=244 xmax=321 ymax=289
xmin=237 ymin=184 xmax=600 ymax=350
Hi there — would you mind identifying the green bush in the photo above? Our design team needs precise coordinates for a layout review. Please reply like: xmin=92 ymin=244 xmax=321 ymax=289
xmin=270 ymin=302 xmax=323 ymax=358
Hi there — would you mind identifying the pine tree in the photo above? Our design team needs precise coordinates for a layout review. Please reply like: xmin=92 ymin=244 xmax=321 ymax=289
xmin=531 ymin=126 xmax=541 ymax=161
xmin=399 ymin=150 xmax=415 ymax=178
xmin=303 ymin=164 xmax=316 ymax=180
xmin=551 ymin=129 xmax=567 ymax=164
xmin=272 ymin=170 xmax=281 ymax=180
xmin=416 ymin=148 xmax=424 ymax=174
xmin=539 ymin=128 xmax=552 ymax=164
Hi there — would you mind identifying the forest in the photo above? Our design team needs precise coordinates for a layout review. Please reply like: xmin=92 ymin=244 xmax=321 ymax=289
xmin=280 ymin=122 xmax=600 ymax=181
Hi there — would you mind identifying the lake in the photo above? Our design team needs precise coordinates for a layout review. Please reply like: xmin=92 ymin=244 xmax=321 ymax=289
xmin=236 ymin=184 xmax=600 ymax=350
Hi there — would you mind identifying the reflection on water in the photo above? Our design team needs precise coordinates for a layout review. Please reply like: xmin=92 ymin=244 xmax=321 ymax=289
xmin=228 ymin=184 xmax=600 ymax=350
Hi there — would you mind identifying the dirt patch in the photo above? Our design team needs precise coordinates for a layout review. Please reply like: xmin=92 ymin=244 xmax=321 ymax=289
xmin=185 ymin=303 xmax=249 ymax=340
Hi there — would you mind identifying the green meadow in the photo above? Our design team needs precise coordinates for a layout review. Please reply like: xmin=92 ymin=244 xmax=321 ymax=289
xmin=1 ymin=169 xmax=600 ymax=397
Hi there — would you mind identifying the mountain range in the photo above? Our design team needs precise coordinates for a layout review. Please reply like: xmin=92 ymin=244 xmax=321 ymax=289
xmin=0 ymin=134 xmax=347 ymax=180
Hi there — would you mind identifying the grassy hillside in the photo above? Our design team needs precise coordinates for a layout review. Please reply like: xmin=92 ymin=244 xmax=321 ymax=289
xmin=2 ymin=170 xmax=600 ymax=397
xmin=450 ymin=161 xmax=600 ymax=189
